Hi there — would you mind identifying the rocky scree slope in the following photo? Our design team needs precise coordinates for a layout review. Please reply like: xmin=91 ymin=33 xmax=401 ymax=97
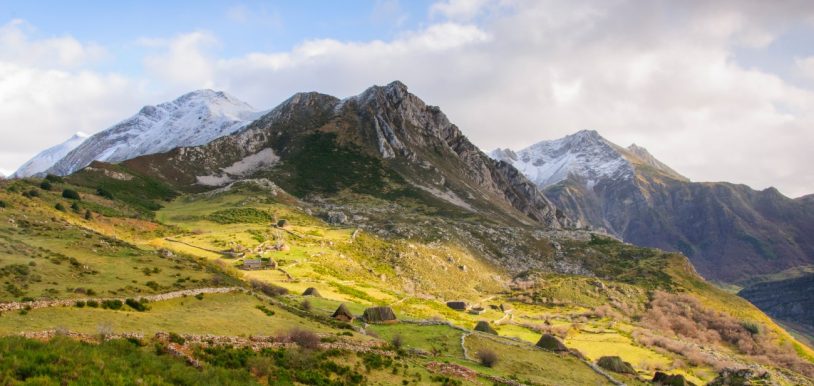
xmin=46 ymin=90 xmax=261 ymax=176
xmin=492 ymin=130 xmax=814 ymax=283
xmin=122 ymin=81 xmax=571 ymax=229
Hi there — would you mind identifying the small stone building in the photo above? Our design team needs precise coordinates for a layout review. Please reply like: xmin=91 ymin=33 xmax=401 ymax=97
xmin=446 ymin=301 xmax=467 ymax=311
xmin=362 ymin=306 xmax=398 ymax=324
xmin=331 ymin=303 xmax=354 ymax=322
xmin=242 ymin=259 xmax=263 ymax=270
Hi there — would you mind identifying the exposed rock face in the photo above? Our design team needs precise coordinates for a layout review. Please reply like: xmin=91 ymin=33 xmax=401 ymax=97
xmin=739 ymin=273 xmax=814 ymax=336
xmin=495 ymin=130 xmax=814 ymax=283
xmin=122 ymin=81 xmax=569 ymax=229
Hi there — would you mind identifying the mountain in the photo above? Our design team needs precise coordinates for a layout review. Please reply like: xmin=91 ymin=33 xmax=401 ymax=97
xmin=493 ymin=130 xmax=814 ymax=283
xmin=122 ymin=81 xmax=569 ymax=228
xmin=45 ymin=90 xmax=261 ymax=176
xmin=739 ymin=273 xmax=814 ymax=344
xmin=11 ymin=132 xmax=89 ymax=178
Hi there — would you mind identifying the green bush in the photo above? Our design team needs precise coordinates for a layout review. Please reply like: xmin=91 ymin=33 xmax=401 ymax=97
xmin=125 ymin=298 xmax=148 ymax=312
xmin=101 ymin=299 xmax=123 ymax=310
xmin=23 ymin=189 xmax=39 ymax=198
xmin=40 ymin=181 xmax=52 ymax=190
xmin=207 ymin=208 xmax=275 ymax=224
xmin=62 ymin=189 xmax=81 ymax=200
xmin=45 ymin=174 xmax=64 ymax=183
xmin=96 ymin=187 xmax=114 ymax=199
xmin=75 ymin=300 xmax=86 ymax=308
xmin=55 ymin=203 xmax=66 ymax=212
xmin=0 ymin=200 xmax=6 ymax=208
xmin=86 ymin=300 xmax=99 ymax=308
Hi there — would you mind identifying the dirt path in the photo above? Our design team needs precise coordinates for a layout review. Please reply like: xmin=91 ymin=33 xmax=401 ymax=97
xmin=0 ymin=287 xmax=241 ymax=313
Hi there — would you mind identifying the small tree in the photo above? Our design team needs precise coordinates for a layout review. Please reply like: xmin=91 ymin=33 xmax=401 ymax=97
xmin=62 ymin=189 xmax=80 ymax=200
xmin=477 ymin=349 xmax=498 ymax=368
xmin=84 ymin=210 xmax=93 ymax=220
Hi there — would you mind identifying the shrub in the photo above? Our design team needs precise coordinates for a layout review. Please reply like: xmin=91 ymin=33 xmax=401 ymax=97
xmin=45 ymin=174 xmax=64 ymax=183
xmin=125 ymin=298 xmax=148 ymax=312
xmin=168 ymin=332 xmax=185 ymax=345
xmin=277 ymin=219 xmax=288 ymax=227
xmin=55 ymin=203 xmax=66 ymax=212
xmin=287 ymin=329 xmax=321 ymax=349
xmin=71 ymin=202 xmax=80 ymax=212
xmin=23 ymin=189 xmax=39 ymax=198
xmin=194 ymin=293 xmax=204 ymax=300
xmin=96 ymin=187 xmax=114 ymax=200
xmin=62 ymin=189 xmax=80 ymax=200
xmin=101 ymin=299 xmax=123 ymax=310
xmin=742 ymin=321 xmax=760 ymax=335
xmin=256 ymin=305 xmax=275 ymax=316
xmin=75 ymin=300 xmax=86 ymax=308
xmin=250 ymin=279 xmax=288 ymax=297
xmin=40 ymin=181 xmax=52 ymax=190
xmin=391 ymin=334 xmax=403 ymax=349
xmin=477 ymin=349 xmax=498 ymax=368
xmin=0 ymin=200 xmax=6 ymax=208
xmin=84 ymin=210 xmax=93 ymax=220
xmin=86 ymin=300 xmax=99 ymax=308
xmin=301 ymin=299 xmax=312 ymax=312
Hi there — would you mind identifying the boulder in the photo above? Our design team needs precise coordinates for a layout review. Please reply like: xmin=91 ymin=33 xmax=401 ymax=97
xmin=707 ymin=368 xmax=770 ymax=386
xmin=326 ymin=211 xmax=348 ymax=225
xmin=596 ymin=356 xmax=636 ymax=374
xmin=535 ymin=334 xmax=568 ymax=352
xmin=474 ymin=321 xmax=497 ymax=335
xmin=446 ymin=301 xmax=467 ymax=311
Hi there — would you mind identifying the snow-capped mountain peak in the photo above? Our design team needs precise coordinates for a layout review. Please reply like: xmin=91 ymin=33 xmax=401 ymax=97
xmin=46 ymin=90 xmax=262 ymax=176
xmin=491 ymin=130 xmax=633 ymax=189
xmin=12 ymin=132 xmax=90 ymax=178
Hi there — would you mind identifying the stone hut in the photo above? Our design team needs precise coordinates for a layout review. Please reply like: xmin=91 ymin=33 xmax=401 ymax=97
xmin=446 ymin=301 xmax=467 ymax=311
xmin=474 ymin=321 xmax=498 ymax=335
xmin=362 ymin=306 xmax=398 ymax=324
xmin=536 ymin=334 xmax=568 ymax=352
xmin=468 ymin=306 xmax=485 ymax=315
xmin=241 ymin=259 xmax=263 ymax=270
xmin=597 ymin=356 xmax=636 ymax=374
xmin=331 ymin=303 xmax=354 ymax=322
xmin=302 ymin=287 xmax=321 ymax=297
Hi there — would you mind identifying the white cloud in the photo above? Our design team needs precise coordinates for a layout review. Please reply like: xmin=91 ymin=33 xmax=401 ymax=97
xmin=0 ymin=19 xmax=107 ymax=68
xmin=142 ymin=31 xmax=217 ymax=90
xmin=4 ymin=1 xmax=814 ymax=198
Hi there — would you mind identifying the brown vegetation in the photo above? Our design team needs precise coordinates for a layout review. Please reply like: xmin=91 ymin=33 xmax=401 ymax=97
xmin=639 ymin=291 xmax=814 ymax=377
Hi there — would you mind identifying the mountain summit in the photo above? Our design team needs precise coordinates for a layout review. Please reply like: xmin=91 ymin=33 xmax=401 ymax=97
xmin=12 ymin=132 xmax=90 ymax=178
xmin=45 ymin=90 xmax=261 ymax=176
xmin=120 ymin=81 xmax=569 ymax=228
xmin=495 ymin=131 xmax=814 ymax=283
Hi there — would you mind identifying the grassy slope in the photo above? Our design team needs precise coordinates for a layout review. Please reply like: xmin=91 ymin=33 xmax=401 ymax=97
xmin=2 ymin=176 xmax=813 ymax=385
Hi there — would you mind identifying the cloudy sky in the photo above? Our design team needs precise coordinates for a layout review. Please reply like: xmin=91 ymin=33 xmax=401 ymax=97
xmin=1 ymin=0 xmax=814 ymax=197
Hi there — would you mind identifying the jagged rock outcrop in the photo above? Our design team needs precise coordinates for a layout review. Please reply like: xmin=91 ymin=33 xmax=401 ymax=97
xmin=122 ymin=81 xmax=570 ymax=229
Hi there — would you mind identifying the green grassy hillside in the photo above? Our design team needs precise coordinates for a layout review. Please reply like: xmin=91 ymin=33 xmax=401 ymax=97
xmin=1 ymin=175 xmax=812 ymax=385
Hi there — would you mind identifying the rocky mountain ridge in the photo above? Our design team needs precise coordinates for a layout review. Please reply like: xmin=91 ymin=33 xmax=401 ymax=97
xmin=122 ymin=81 xmax=570 ymax=229
xmin=494 ymin=131 xmax=814 ymax=283
xmin=45 ymin=90 xmax=261 ymax=176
